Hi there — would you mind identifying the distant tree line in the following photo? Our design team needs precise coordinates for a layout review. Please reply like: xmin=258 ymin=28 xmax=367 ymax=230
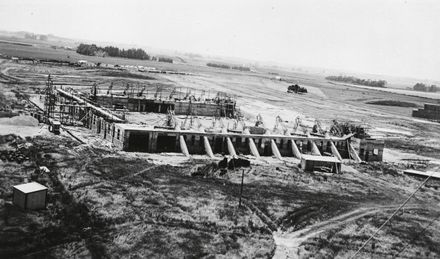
xmin=207 ymin=62 xmax=250 ymax=71
xmin=413 ymin=83 xmax=439 ymax=92
xmin=207 ymin=63 xmax=230 ymax=69
xmin=231 ymin=65 xmax=251 ymax=72
xmin=326 ymin=75 xmax=387 ymax=88
xmin=76 ymin=43 xmax=150 ymax=60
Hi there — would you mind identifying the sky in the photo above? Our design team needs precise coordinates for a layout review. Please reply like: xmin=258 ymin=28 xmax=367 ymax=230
xmin=0 ymin=0 xmax=439 ymax=80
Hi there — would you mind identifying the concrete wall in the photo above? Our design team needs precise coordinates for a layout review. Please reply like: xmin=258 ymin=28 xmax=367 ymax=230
xmin=94 ymin=95 xmax=236 ymax=117
xmin=112 ymin=127 xmax=125 ymax=150
xmin=110 ymin=126 xmax=352 ymax=159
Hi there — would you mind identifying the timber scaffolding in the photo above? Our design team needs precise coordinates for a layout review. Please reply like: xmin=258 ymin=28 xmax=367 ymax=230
xmin=54 ymin=88 xmax=125 ymax=126
xmin=90 ymin=86 xmax=237 ymax=118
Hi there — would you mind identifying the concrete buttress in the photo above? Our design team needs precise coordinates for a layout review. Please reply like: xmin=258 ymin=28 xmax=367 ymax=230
xmin=226 ymin=137 xmax=237 ymax=157
xmin=203 ymin=136 xmax=215 ymax=158
xmin=290 ymin=139 xmax=302 ymax=159
xmin=271 ymin=139 xmax=283 ymax=160
xmin=179 ymin=135 xmax=190 ymax=157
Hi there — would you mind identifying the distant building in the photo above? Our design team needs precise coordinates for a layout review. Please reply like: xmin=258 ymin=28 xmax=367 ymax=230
xmin=413 ymin=104 xmax=440 ymax=121
xmin=13 ymin=182 xmax=48 ymax=210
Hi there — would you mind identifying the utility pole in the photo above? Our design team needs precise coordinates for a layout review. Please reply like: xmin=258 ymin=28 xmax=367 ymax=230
xmin=238 ymin=168 xmax=245 ymax=208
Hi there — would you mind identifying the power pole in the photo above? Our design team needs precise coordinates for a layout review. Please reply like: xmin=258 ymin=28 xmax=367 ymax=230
xmin=238 ymin=168 xmax=245 ymax=208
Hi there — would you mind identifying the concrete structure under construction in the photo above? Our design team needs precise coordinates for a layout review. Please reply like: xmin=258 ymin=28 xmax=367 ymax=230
xmin=102 ymin=123 xmax=352 ymax=159
xmin=92 ymin=94 xmax=236 ymax=117
xmin=45 ymin=84 xmax=383 ymax=164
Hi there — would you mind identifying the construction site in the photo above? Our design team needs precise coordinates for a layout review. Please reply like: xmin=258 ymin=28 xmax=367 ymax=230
xmin=1 ymin=30 xmax=440 ymax=258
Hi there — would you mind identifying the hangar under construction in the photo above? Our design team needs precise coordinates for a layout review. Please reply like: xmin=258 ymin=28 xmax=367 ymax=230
xmin=32 ymin=75 xmax=384 ymax=173
xmin=89 ymin=83 xmax=236 ymax=117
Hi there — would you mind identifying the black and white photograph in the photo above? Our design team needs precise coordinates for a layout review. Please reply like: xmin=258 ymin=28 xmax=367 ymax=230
xmin=0 ymin=0 xmax=439 ymax=258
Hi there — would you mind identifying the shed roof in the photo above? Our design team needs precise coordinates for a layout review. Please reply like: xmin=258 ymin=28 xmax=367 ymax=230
xmin=301 ymin=154 xmax=341 ymax=163
xmin=13 ymin=182 xmax=48 ymax=193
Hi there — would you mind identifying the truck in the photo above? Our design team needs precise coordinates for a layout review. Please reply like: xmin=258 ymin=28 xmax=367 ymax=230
xmin=287 ymin=84 xmax=307 ymax=94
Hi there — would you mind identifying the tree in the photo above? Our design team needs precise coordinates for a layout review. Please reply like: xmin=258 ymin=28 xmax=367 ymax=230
xmin=429 ymin=85 xmax=439 ymax=92
xmin=325 ymin=75 xmax=387 ymax=88
xmin=76 ymin=43 xmax=150 ymax=60
xmin=413 ymin=83 xmax=427 ymax=92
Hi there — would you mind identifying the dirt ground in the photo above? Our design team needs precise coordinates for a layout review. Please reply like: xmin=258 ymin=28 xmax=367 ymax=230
xmin=1 ymin=131 xmax=440 ymax=258
xmin=1 ymin=47 xmax=440 ymax=258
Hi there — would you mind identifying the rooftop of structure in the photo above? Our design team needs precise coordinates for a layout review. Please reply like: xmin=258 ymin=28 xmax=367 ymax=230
xmin=13 ymin=182 xmax=48 ymax=193
xmin=301 ymin=154 xmax=341 ymax=163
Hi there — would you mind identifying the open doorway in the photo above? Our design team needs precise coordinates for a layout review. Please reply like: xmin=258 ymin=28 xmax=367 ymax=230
xmin=156 ymin=135 xmax=177 ymax=152
xmin=127 ymin=133 xmax=149 ymax=152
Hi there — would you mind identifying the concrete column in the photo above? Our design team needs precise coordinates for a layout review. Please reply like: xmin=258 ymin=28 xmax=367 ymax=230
xmin=203 ymin=136 xmax=215 ymax=158
xmin=149 ymin=132 xmax=158 ymax=152
xmin=330 ymin=141 xmax=343 ymax=161
xmin=271 ymin=139 xmax=283 ymax=160
xmin=243 ymin=128 xmax=260 ymax=159
xmin=179 ymin=135 xmax=190 ymax=157
xmin=310 ymin=141 xmax=321 ymax=156
xmin=226 ymin=137 xmax=237 ymax=157
xmin=290 ymin=139 xmax=302 ymax=159
xmin=248 ymin=138 xmax=260 ymax=158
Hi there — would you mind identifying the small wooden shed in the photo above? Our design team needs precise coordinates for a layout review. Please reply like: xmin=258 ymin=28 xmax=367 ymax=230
xmin=13 ymin=182 xmax=48 ymax=210
xmin=301 ymin=154 xmax=341 ymax=173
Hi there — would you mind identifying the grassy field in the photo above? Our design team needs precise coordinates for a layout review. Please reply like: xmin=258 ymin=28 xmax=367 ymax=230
xmin=0 ymin=40 xmax=235 ymax=74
